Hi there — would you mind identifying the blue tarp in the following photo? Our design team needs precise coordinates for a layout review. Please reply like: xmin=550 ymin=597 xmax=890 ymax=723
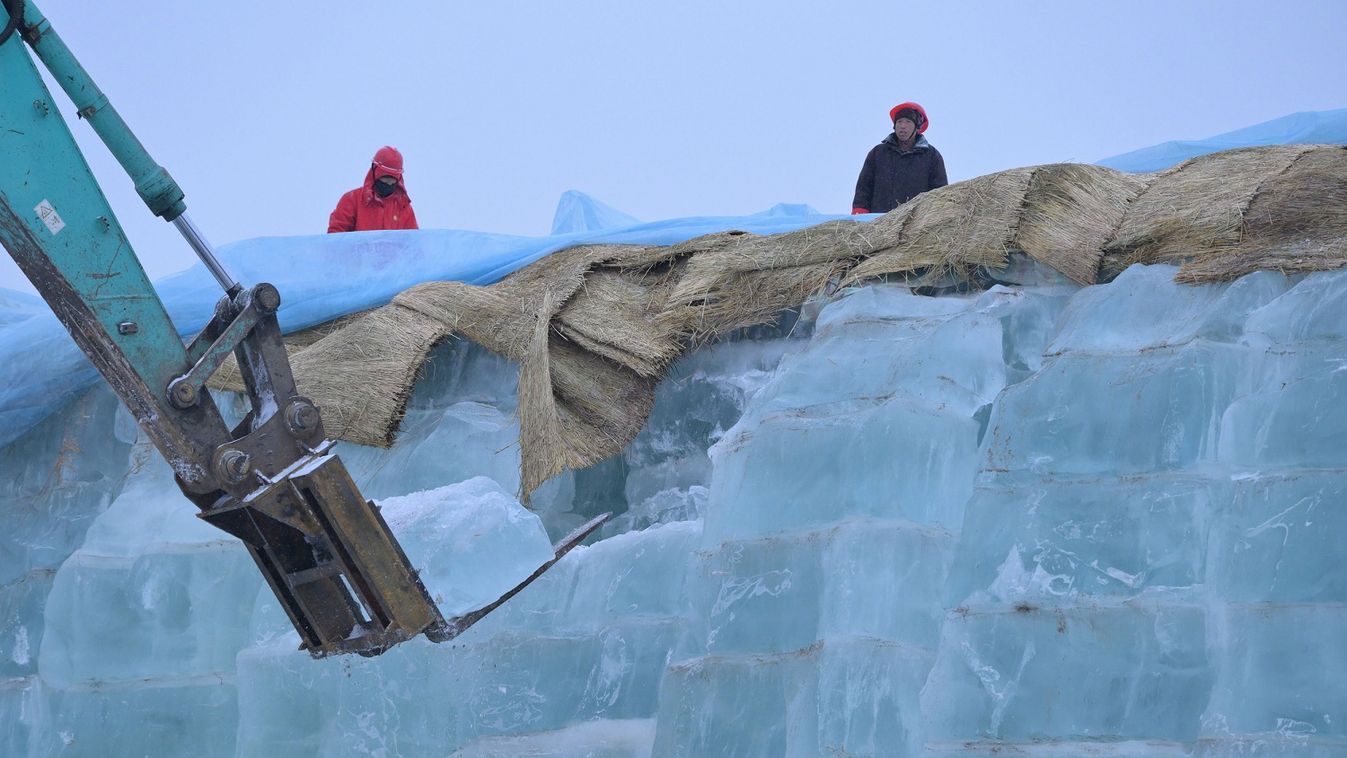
xmin=3 ymin=106 xmax=1345 ymax=449
xmin=1098 ymin=108 xmax=1347 ymax=172
xmin=0 ymin=198 xmax=847 ymax=449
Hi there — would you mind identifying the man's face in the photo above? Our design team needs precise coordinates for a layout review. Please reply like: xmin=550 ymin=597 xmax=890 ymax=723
xmin=894 ymin=117 xmax=917 ymax=141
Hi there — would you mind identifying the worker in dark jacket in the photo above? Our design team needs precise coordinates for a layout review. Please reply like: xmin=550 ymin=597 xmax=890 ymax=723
xmin=328 ymin=146 xmax=419 ymax=233
xmin=852 ymin=102 xmax=947 ymax=214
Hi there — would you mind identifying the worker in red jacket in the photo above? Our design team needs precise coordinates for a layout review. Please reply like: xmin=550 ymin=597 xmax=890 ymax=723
xmin=327 ymin=146 xmax=419 ymax=233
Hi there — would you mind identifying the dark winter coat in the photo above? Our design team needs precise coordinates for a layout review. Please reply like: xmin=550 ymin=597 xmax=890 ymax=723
xmin=327 ymin=165 xmax=419 ymax=233
xmin=851 ymin=134 xmax=948 ymax=214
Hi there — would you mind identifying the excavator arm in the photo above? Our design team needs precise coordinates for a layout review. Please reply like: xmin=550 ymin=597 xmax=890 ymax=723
xmin=0 ymin=0 xmax=603 ymax=658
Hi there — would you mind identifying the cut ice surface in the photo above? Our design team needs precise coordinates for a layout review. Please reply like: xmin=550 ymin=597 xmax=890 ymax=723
xmin=381 ymin=477 xmax=556 ymax=616
xmin=1206 ymin=472 xmax=1347 ymax=603
xmin=703 ymin=282 xmax=1072 ymax=543
xmin=926 ymin=740 xmax=1193 ymax=756
xmin=0 ymin=387 xmax=133 ymax=586
xmin=654 ymin=273 xmax=1078 ymax=755
xmin=0 ymin=568 xmax=49 ymax=679
xmin=20 ymin=432 xmax=258 ymax=757
xmin=981 ymin=343 xmax=1254 ymax=478
xmin=707 ymin=397 xmax=980 ymax=540
xmin=450 ymin=718 xmax=656 ymax=757
xmin=1218 ymin=345 xmax=1347 ymax=470
xmin=29 ymin=680 xmax=238 ymax=758
xmin=239 ymin=501 xmax=696 ymax=755
xmin=922 ymin=263 xmax=1347 ymax=754
xmin=468 ymin=520 xmax=700 ymax=637
xmin=946 ymin=475 xmax=1225 ymax=606
xmin=619 ymin=324 xmax=809 ymax=521
xmin=1243 ymin=267 xmax=1347 ymax=343
xmin=37 ymin=436 xmax=260 ymax=688
xmin=681 ymin=520 xmax=953 ymax=657
xmin=7 ymin=250 xmax=1347 ymax=756
xmin=920 ymin=597 xmax=1213 ymax=744
xmin=764 ymin=285 xmax=1011 ymax=418
xmin=654 ymin=638 xmax=933 ymax=757
xmin=1047 ymin=265 xmax=1290 ymax=354
xmin=344 ymin=401 xmax=530 ymax=500
xmin=1199 ymin=604 xmax=1347 ymax=754
xmin=603 ymin=485 xmax=706 ymax=536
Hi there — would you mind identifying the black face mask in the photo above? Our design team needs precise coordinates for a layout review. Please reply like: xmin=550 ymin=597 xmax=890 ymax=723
xmin=374 ymin=178 xmax=398 ymax=197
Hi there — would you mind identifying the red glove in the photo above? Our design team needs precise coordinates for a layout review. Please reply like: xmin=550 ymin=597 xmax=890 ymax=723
xmin=851 ymin=207 xmax=870 ymax=215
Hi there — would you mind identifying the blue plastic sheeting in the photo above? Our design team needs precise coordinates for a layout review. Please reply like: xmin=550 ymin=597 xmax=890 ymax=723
xmin=1098 ymin=108 xmax=1347 ymax=172
xmin=550 ymin=190 xmax=640 ymax=235
xmin=0 ymin=289 xmax=43 ymax=327
xmin=0 ymin=197 xmax=849 ymax=449
xmin=5 ymin=106 xmax=1344 ymax=449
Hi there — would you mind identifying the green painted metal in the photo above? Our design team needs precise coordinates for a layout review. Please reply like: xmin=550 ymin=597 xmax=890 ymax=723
xmin=0 ymin=2 xmax=563 ymax=657
xmin=0 ymin=26 xmax=191 ymax=401
xmin=15 ymin=0 xmax=187 ymax=220
xmin=0 ymin=3 xmax=234 ymax=486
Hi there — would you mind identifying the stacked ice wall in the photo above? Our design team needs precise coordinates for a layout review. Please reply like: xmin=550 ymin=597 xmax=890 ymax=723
xmin=2 ymin=259 xmax=1345 ymax=756
xmin=921 ymin=264 xmax=1347 ymax=756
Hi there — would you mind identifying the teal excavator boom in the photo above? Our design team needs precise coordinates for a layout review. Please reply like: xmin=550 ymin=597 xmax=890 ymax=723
xmin=0 ymin=0 xmax=603 ymax=658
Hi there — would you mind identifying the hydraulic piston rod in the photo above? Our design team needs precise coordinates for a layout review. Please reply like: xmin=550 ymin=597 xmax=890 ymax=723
xmin=172 ymin=214 xmax=239 ymax=294
xmin=12 ymin=0 xmax=238 ymax=294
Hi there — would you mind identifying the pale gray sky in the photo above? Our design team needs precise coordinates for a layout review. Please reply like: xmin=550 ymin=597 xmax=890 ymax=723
xmin=3 ymin=0 xmax=1345 ymax=293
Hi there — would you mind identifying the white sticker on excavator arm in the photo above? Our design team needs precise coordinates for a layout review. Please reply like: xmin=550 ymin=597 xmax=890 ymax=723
xmin=35 ymin=200 xmax=66 ymax=235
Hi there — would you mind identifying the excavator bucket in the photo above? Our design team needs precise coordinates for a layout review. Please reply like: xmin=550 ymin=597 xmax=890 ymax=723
xmin=200 ymin=453 xmax=442 ymax=656
xmin=200 ymin=450 xmax=608 ymax=657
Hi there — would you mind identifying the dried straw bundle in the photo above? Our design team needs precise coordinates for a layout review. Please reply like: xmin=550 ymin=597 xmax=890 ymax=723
xmin=1099 ymin=145 xmax=1314 ymax=280
xmin=203 ymin=145 xmax=1347 ymax=501
xmin=1015 ymin=163 xmax=1150 ymax=284
xmin=845 ymin=167 xmax=1033 ymax=285
xmin=1174 ymin=146 xmax=1347 ymax=282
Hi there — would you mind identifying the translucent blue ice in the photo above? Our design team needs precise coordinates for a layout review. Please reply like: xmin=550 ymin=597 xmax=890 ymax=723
xmin=6 ymin=258 xmax=1347 ymax=755
xmin=5 ymin=110 xmax=1347 ymax=753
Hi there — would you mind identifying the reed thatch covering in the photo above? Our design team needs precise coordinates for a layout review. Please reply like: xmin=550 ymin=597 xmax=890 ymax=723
xmin=1099 ymin=145 xmax=1314 ymax=280
xmin=1172 ymin=146 xmax=1347 ymax=283
xmin=208 ymin=145 xmax=1347 ymax=500
xmin=1015 ymin=163 xmax=1150 ymax=284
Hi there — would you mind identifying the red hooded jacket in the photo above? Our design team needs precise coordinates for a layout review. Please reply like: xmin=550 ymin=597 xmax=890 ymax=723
xmin=327 ymin=146 xmax=419 ymax=233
